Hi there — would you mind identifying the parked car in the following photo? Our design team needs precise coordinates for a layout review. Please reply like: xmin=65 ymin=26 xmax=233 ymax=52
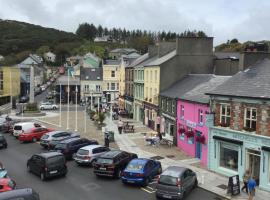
xmin=19 ymin=96 xmax=29 ymax=103
xmin=74 ymin=145 xmax=110 ymax=166
xmin=40 ymin=85 xmax=46 ymax=91
xmin=0 ymin=178 xmax=16 ymax=193
xmin=121 ymin=158 xmax=162 ymax=186
xmin=0 ymin=134 xmax=7 ymax=149
xmin=93 ymin=150 xmax=138 ymax=178
xmin=0 ymin=118 xmax=6 ymax=132
xmin=13 ymin=122 xmax=44 ymax=138
xmin=54 ymin=138 xmax=98 ymax=160
xmin=2 ymin=119 xmax=20 ymax=134
xmin=18 ymin=127 xmax=54 ymax=143
xmin=39 ymin=102 xmax=58 ymax=110
xmin=0 ymin=188 xmax=40 ymax=200
xmin=27 ymin=152 xmax=67 ymax=181
xmin=40 ymin=131 xmax=79 ymax=149
xmin=156 ymin=166 xmax=198 ymax=200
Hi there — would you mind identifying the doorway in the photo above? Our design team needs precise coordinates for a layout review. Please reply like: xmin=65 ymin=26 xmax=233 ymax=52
xmin=246 ymin=149 xmax=261 ymax=185
xmin=195 ymin=131 xmax=202 ymax=159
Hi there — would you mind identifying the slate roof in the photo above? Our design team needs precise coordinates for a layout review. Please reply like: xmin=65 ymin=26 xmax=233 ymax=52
xmin=80 ymin=67 xmax=103 ymax=81
xmin=145 ymin=50 xmax=176 ymax=67
xmin=214 ymin=52 xmax=240 ymax=60
xmin=103 ymin=60 xmax=121 ymax=65
xmin=207 ymin=58 xmax=270 ymax=99
xmin=160 ymin=74 xmax=231 ymax=104
xmin=129 ymin=53 xmax=149 ymax=68
xmin=110 ymin=48 xmax=137 ymax=54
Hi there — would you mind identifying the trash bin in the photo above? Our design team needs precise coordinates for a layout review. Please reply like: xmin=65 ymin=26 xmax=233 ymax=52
xmin=105 ymin=131 xmax=115 ymax=142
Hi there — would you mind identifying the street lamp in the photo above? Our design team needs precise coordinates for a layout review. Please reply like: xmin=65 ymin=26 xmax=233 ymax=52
xmin=75 ymin=85 xmax=78 ymax=131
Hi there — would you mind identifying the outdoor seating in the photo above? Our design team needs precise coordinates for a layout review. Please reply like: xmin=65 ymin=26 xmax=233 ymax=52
xmin=123 ymin=124 xmax=134 ymax=133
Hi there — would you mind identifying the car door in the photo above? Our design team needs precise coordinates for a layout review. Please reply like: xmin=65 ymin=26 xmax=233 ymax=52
xmin=147 ymin=160 xmax=156 ymax=178
xmin=182 ymin=170 xmax=192 ymax=192
xmin=30 ymin=155 xmax=42 ymax=175
xmin=33 ymin=128 xmax=42 ymax=139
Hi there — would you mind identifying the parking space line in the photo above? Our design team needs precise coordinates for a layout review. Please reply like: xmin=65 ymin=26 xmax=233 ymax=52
xmin=141 ymin=187 xmax=155 ymax=194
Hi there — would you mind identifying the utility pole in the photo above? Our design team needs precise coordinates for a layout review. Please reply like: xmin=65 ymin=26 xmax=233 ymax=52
xmin=9 ymin=69 xmax=12 ymax=113
xmin=29 ymin=65 xmax=35 ymax=103
xmin=75 ymin=85 xmax=78 ymax=131
xmin=67 ymin=68 xmax=70 ymax=130
xmin=59 ymin=83 xmax=62 ymax=127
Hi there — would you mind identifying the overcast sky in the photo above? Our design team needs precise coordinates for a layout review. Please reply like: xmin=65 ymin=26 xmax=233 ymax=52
xmin=0 ymin=0 xmax=269 ymax=45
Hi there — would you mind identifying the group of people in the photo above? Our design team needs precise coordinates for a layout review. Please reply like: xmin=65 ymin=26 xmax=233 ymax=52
xmin=241 ymin=170 xmax=257 ymax=200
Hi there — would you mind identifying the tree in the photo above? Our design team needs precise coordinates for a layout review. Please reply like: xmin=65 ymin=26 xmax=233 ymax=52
xmin=36 ymin=45 xmax=50 ymax=56
xmin=230 ymin=38 xmax=239 ymax=44
xmin=76 ymin=23 xmax=92 ymax=40
xmin=97 ymin=25 xmax=103 ymax=37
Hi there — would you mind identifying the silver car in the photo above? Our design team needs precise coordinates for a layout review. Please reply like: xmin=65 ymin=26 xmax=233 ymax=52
xmin=156 ymin=166 xmax=198 ymax=200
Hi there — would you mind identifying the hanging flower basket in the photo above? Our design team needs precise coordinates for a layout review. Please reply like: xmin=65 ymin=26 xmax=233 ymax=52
xmin=178 ymin=128 xmax=185 ymax=134
xmin=195 ymin=135 xmax=206 ymax=144
xmin=184 ymin=131 xmax=194 ymax=138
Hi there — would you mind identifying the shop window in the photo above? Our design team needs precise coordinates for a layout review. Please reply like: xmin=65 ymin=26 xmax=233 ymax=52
xmin=180 ymin=105 xmax=184 ymax=120
xmin=219 ymin=143 xmax=238 ymax=171
xmin=244 ymin=107 xmax=257 ymax=132
xmin=220 ymin=104 xmax=231 ymax=126
xmin=198 ymin=109 xmax=204 ymax=125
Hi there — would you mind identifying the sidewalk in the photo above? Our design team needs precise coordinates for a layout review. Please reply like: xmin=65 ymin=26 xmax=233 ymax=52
xmin=105 ymin=116 xmax=269 ymax=200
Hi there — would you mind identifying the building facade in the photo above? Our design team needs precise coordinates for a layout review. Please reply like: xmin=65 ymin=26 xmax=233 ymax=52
xmin=124 ymin=66 xmax=134 ymax=115
xmin=207 ymin=59 xmax=270 ymax=192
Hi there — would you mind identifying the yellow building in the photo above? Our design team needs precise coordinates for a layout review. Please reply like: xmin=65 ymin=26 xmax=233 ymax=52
xmin=102 ymin=60 xmax=121 ymax=103
xmin=144 ymin=66 xmax=160 ymax=129
xmin=0 ymin=66 xmax=21 ymax=105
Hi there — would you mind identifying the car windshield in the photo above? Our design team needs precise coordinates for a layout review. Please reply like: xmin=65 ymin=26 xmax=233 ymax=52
xmin=77 ymin=149 xmax=89 ymax=155
xmin=14 ymin=125 xmax=22 ymax=130
xmin=126 ymin=162 xmax=144 ymax=171
xmin=55 ymin=143 xmax=67 ymax=149
xmin=41 ymin=134 xmax=49 ymax=139
xmin=47 ymin=156 xmax=65 ymax=165
xmin=159 ymin=175 xmax=178 ymax=186
xmin=97 ymin=158 xmax=113 ymax=164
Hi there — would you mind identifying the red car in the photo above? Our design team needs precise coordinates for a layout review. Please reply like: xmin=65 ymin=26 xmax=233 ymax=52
xmin=0 ymin=178 xmax=16 ymax=192
xmin=19 ymin=127 xmax=54 ymax=142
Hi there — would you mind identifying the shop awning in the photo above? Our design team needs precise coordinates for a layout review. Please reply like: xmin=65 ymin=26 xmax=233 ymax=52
xmin=262 ymin=146 xmax=270 ymax=152
xmin=213 ymin=135 xmax=243 ymax=145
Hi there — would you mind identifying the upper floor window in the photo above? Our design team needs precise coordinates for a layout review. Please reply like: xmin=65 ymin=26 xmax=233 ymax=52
xmin=145 ymin=71 xmax=148 ymax=82
xmin=155 ymin=70 xmax=157 ymax=82
xmin=111 ymin=71 xmax=115 ymax=77
xmin=198 ymin=109 xmax=204 ymax=124
xmin=107 ymin=83 xmax=110 ymax=90
xmin=161 ymin=98 xmax=165 ymax=109
xmin=111 ymin=83 xmax=115 ymax=90
xmin=172 ymin=101 xmax=175 ymax=114
xmin=180 ymin=105 xmax=184 ymax=119
xmin=84 ymin=85 xmax=89 ymax=92
xmin=220 ymin=104 xmax=231 ymax=126
xmin=244 ymin=107 xmax=257 ymax=132
xmin=0 ymin=71 xmax=3 ymax=90
xmin=96 ymin=85 xmax=101 ymax=92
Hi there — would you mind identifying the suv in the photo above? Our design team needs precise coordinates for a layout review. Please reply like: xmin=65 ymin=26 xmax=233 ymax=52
xmin=93 ymin=150 xmax=138 ymax=178
xmin=0 ymin=188 xmax=40 ymax=200
xmin=40 ymin=131 xmax=79 ymax=149
xmin=74 ymin=145 xmax=110 ymax=166
xmin=54 ymin=138 xmax=98 ymax=160
xmin=27 ymin=152 xmax=67 ymax=181
xmin=39 ymin=102 xmax=58 ymax=110
xmin=0 ymin=134 xmax=7 ymax=149
xmin=156 ymin=166 xmax=197 ymax=200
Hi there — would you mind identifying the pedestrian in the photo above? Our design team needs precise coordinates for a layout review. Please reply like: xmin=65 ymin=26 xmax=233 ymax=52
xmin=247 ymin=176 xmax=256 ymax=200
xmin=118 ymin=119 xmax=124 ymax=134
xmin=241 ymin=169 xmax=250 ymax=193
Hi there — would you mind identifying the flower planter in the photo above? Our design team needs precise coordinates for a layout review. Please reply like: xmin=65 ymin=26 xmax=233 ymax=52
xmin=184 ymin=131 xmax=194 ymax=138
xmin=195 ymin=135 xmax=206 ymax=144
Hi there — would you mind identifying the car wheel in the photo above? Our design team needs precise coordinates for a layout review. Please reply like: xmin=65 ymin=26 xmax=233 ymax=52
xmin=40 ymin=172 xmax=46 ymax=181
xmin=116 ymin=169 xmax=122 ymax=179
xmin=53 ymin=107 xmax=56 ymax=110
xmin=90 ymin=159 xmax=97 ymax=167
xmin=4 ymin=144 xmax=7 ymax=148
xmin=193 ymin=179 xmax=198 ymax=189
xmin=40 ymin=107 xmax=43 ymax=110
xmin=27 ymin=165 xmax=31 ymax=173
xmin=32 ymin=138 xmax=37 ymax=143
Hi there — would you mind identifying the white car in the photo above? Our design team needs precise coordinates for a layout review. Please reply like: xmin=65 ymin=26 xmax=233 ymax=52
xmin=13 ymin=122 xmax=44 ymax=138
xmin=39 ymin=102 xmax=58 ymax=110
xmin=74 ymin=145 xmax=110 ymax=166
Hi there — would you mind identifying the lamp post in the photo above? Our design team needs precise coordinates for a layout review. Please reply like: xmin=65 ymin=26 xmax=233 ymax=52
xmin=67 ymin=69 xmax=70 ymax=130
xmin=75 ymin=85 xmax=78 ymax=131
xmin=84 ymin=93 xmax=86 ymax=133
xmin=9 ymin=69 xmax=12 ymax=113
xmin=59 ymin=83 xmax=62 ymax=127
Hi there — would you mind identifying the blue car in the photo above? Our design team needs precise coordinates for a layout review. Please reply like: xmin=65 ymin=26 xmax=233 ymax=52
xmin=121 ymin=158 xmax=162 ymax=186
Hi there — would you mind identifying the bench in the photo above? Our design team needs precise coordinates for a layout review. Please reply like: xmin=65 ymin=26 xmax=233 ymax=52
xmin=123 ymin=125 xmax=135 ymax=133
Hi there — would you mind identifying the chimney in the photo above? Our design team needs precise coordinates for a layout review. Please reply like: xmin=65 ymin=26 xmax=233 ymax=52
xmin=157 ymin=42 xmax=176 ymax=58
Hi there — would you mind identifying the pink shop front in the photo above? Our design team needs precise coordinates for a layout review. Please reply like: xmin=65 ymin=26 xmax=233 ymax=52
xmin=177 ymin=100 xmax=209 ymax=166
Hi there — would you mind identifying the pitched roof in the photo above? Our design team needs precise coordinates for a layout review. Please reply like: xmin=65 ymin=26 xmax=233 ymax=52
xmin=160 ymin=74 xmax=231 ymax=104
xmin=145 ymin=50 xmax=176 ymax=67
xmin=103 ymin=59 xmax=121 ymax=65
xmin=110 ymin=48 xmax=137 ymax=54
xmin=214 ymin=52 xmax=240 ymax=60
xmin=128 ymin=53 xmax=149 ymax=68
xmin=80 ymin=67 xmax=103 ymax=81
xmin=207 ymin=58 xmax=270 ymax=99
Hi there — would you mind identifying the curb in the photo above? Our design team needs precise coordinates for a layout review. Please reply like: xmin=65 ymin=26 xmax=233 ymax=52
xmin=198 ymin=186 xmax=231 ymax=200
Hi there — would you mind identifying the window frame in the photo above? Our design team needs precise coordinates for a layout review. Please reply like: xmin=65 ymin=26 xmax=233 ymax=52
xmin=244 ymin=107 xmax=257 ymax=131
xmin=198 ymin=109 xmax=204 ymax=124
xmin=0 ymin=71 xmax=3 ymax=90
xmin=220 ymin=104 xmax=231 ymax=125
xmin=111 ymin=70 xmax=115 ymax=78
xmin=180 ymin=105 xmax=184 ymax=119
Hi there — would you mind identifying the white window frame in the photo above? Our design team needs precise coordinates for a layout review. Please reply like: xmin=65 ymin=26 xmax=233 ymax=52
xmin=111 ymin=83 xmax=116 ymax=90
xmin=180 ymin=105 xmax=184 ymax=119
xmin=220 ymin=104 xmax=231 ymax=124
xmin=244 ymin=107 xmax=257 ymax=130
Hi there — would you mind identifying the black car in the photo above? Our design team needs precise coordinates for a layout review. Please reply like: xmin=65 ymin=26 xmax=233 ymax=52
xmin=19 ymin=96 xmax=29 ymax=103
xmin=0 ymin=134 xmax=7 ymax=148
xmin=93 ymin=150 xmax=138 ymax=178
xmin=54 ymin=138 xmax=98 ymax=160
xmin=0 ymin=188 xmax=39 ymax=200
xmin=27 ymin=152 xmax=67 ymax=181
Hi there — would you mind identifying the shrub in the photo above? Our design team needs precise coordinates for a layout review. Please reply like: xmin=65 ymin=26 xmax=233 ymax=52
xmin=25 ymin=103 xmax=38 ymax=111
xmin=98 ymin=112 xmax=106 ymax=124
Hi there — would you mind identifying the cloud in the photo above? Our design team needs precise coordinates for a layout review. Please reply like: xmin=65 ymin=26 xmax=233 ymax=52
xmin=0 ymin=0 xmax=269 ymax=45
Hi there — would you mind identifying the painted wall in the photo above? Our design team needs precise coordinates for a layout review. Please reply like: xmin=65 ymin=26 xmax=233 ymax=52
xmin=144 ymin=66 xmax=159 ymax=105
xmin=0 ymin=67 xmax=21 ymax=97
xmin=177 ymin=100 xmax=210 ymax=166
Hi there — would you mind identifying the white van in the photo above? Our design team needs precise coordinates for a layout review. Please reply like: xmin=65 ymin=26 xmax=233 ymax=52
xmin=13 ymin=122 xmax=44 ymax=138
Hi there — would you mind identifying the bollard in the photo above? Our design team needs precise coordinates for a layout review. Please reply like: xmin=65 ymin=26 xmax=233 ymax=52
xmin=201 ymin=174 xmax=205 ymax=185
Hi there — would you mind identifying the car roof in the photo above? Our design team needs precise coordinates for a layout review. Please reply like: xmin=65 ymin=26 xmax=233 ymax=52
xmin=0 ymin=188 xmax=34 ymax=198
xmin=59 ymin=137 xmax=82 ymax=144
xmin=14 ymin=122 xmax=35 ymax=126
xmin=162 ymin=166 xmax=188 ymax=177
xmin=80 ymin=144 xmax=103 ymax=151
xmin=101 ymin=150 xmax=123 ymax=158
xmin=46 ymin=131 xmax=68 ymax=136
xmin=37 ymin=152 xmax=63 ymax=158
xmin=129 ymin=158 xmax=150 ymax=165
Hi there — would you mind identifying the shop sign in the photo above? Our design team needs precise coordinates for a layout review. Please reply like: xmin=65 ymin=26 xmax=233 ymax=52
xmin=185 ymin=120 xmax=196 ymax=128
xmin=232 ymin=134 xmax=257 ymax=143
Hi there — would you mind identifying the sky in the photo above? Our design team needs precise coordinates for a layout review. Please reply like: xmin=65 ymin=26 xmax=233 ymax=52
xmin=0 ymin=0 xmax=269 ymax=45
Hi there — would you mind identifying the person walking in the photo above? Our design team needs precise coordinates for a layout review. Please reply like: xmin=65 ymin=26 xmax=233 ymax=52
xmin=241 ymin=169 xmax=250 ymax=193
xmin=118 ymin=119 xmax=124 ymax=134
xmin=247 ymin=176 xmax=256 ymax=200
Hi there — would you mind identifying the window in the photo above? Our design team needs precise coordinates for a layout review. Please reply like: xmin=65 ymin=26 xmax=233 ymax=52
xmin=84 ymin=85 xmax=89 ymax=92
xmin=244 ymin=107 xmax=257 ymax=131
xmin=107 ymin=83 xmax=110 ymax=90
xmin=198 ymin=109 xmax=204 ymax=124
xmin=0 ymin=71 xmax=3 ymax=90
xmin=150 ymin=71 xmax=153 ymax=82
xmin=111 ymin=83 xmax=115 ymax=90
xmin=155 ymin=70 xmax=157 ymax=82
xmin=172 ymin=101 xmax=175 ymax=114
xmin=161 ymin=98 xmax=165 ymax=109
xmin=220 ymin=104 xmax=231 ymax=126
xmin=96 ymin=85 xmax=101 ymax=92
xmin=111 ymin=70 xmax=115 ymax=77
xmin=167 ymin=100 xmax=169 ymax=112
xmin=180 ymin=105 xmax=184 ymax=119
xmin=219 ymin=143 xmax=238 ymax=171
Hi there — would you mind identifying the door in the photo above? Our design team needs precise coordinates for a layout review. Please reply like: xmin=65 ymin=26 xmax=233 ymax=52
xmin=195 ymin=131 xmax=202 ymax=159
xmin=246 ymin=149 xmax=261 ymax=185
